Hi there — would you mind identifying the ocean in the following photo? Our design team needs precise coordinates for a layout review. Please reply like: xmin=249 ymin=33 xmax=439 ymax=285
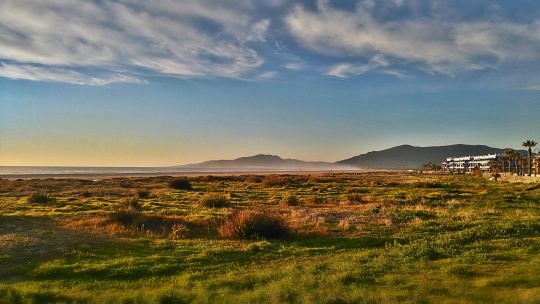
xmin=0 ymin=166 xmax=257 ymax=176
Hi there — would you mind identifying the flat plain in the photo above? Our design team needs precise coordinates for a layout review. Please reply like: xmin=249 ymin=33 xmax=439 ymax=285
xmin=0 ymin=172 xmax=539 ymax=303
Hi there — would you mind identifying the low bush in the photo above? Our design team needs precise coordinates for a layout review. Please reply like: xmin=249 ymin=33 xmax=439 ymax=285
xmin=413 ymin=182 xmax=453 ymax=189
xmin=168 ymin=178 xmax=192 ymax=190
xmin=199 ymin=193 xmax=230 ymax=208
xmin=136 ymin=189 xmax=150 ymax=199
xmin=27 ymin=193 xmax=56 ymax=205
xmin=305 ymin=196 xmax=325 ymax=205
xmin=120 ymin=197 xmax=141 ymax=210
xmin=110 ymin=198 xmax=142 ymax=225
xmin=80 ymin=190 xmax=92 ymax=198
xmin=280 ymin=195 xmax=299 ymax=206
xmin=472 ymin=167 xmax=483 ymax=177
xmin=218 ymin=210 xmax=289 ymax=239
xmin=339 ymin=194 xmax=366 ymax=205
xmin=261 ymin=176 xmax=296 ymax=187
xmin=170 ymin=223 xmax=191 ymax=240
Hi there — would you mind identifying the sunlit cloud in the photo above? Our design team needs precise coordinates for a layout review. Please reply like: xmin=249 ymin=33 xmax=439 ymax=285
xmin=0 ymin=0 xmax=269 ymax=84
xmin=1 ymin=0 xmax=540 ymax=85
xmin=325 ymin=54 xmax=391 ymax=78
xmin=256 ymin=71 xmax=277 ymax=80
xmin=284 ymin=62 xmax=305 ymax=70
xmin=0 ymin=63 xmax=144 ymax=85
xmin=286 ymin=0 xmax=540 ymax=75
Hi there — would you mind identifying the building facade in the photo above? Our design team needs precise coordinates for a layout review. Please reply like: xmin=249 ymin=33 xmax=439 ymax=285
xmin=443 ymin=154 xmax=499 ymax=172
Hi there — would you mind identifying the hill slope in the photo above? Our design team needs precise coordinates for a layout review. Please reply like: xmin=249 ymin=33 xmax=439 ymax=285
xmin=176 ymin=154 xmax=351 ymax=170
xmin=338 ymin=144 xmax=524 ymax=169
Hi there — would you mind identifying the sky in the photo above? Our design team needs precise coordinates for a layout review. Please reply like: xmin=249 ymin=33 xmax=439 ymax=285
xmin=1 ymin=0 xmax=540 ymax=166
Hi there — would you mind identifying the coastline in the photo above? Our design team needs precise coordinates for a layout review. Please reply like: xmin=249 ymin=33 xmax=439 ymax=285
xmin=0 ymin=169 xmax=367 ymax=180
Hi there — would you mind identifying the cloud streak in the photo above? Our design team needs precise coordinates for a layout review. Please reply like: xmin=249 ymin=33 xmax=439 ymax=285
xmin=0 ymin=0 xmax=269 ymax=84
xmin=286 ymin=0 xmax=540 ymax=76
xmin=2 ymin=0 xmax=540 ymax=84
xmin=0 ymin=63 xmax=144 ymax=85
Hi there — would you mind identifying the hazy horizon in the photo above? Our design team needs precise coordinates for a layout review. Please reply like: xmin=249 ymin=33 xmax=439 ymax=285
xmin=1 ymin=0 xmax=540 ymax=166
xmin=0 ymin=142 xmax=531 ymax=168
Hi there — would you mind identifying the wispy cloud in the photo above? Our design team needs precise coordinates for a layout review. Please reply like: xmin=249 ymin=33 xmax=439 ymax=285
xmin=326 ymin=54 xmax=395 ymax=78
xmin=256 ymin=71 xmax=277 ymax=80
xmin=286 ymin=0 xmax=540 ymax=75
xmin=0 ymin=63 xmax=144 ymax=85
xmin=284 ymin=62 xmax=305 ymax=70
xmin=2 ymin=0 xmax=540 ymax=85
xmin=0 ymin=0 xmax=269 ymax=84
xmin=521 ymin=84 xmax=540 ymax=91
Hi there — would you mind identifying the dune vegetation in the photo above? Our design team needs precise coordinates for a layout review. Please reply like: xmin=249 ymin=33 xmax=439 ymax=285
xmin=0 ymin=172 xmax=539 ymax=303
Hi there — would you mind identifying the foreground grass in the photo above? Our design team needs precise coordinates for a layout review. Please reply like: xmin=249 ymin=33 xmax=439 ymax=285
xmin=0 ymin=173 xmax=539 ymax=303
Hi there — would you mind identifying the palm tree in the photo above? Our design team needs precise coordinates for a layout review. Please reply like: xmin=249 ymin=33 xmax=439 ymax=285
xmin=518 ymin=154 xmax=525 ymax=176
xmin=512 ymin=151 xmax=522 ymax=175
xmin=505 ymin=150 xmax=515 ymax=175
xmin=522 ymin=140 xmax=537 ymax=176
xmin=499 ymin=156 xmax=507 ymax=175
xmin=488 ymin=159 xmax=501 ymax=181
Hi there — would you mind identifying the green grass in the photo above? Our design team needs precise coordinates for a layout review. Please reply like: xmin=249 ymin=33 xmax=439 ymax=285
xmin=0 ymin=173 xmax=539 ymax=303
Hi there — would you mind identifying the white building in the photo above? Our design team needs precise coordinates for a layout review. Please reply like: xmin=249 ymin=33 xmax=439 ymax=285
xmin=443 ymin=154 xmax=498 ymax=172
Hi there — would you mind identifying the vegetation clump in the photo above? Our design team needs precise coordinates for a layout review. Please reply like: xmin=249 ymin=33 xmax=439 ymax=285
xmin=339 ymin=194 xmax=366 ymax=205
xmin=280 ymin=195 xmax=299 ymax=206
xmin=305 ymin=196 xmax=325 ymax=205
xmin=110 ymin=197 xmax=142 ymax=225
xmin=168 ymin=178 xmax=192 ymax=190
xmin=218 ymin=210 xmax=289 ymax=239
xmin=136 ymin=189 xmax=150 ymax=199
xmin=261 ymin=176 xmax=297 ymax=187
xmin=27 ymin=193 xmax=56 ymax=205
xmin=199 ymin=193 xmax=230 ymax=208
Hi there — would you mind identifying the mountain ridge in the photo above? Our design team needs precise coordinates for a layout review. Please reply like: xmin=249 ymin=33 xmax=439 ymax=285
xmin=175 ymin=154 xmax=350 ymax=170
xmin=173 ymin=144 xmax=527 ymax=170
xmin=337 ymin=144 xmax=526 ymax=169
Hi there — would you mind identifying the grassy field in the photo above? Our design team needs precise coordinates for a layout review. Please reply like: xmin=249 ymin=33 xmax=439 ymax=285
xmin=0 ymin=172 xmax=539 ymax=303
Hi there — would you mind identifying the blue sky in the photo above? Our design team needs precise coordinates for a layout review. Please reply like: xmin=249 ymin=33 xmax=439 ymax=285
xmin=1 ymin=0 xmax=540 ymax=166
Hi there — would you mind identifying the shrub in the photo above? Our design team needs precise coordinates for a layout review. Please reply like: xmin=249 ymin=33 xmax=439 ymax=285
xmin=137 ymin=189 xmax=150 ymax=199
xmin=80 ymin=190 xmax=92 ymax=198
xmin=218 ymin=210 xmax=289 ymax=239
xmin=402 ymin=240 xmax=444 ymax=260
xmin=305 ymin=196 xmax=325 ymax=205
xmin=170 ymin=223 xmax=190 ymax=240
xmin=168 ymin=178 xmax=192 ymax=190
xmin=199 ymin=193 xmax=230 ymax=208
xmin=109 ymin=208 xmax=141 ymax=226
xmin=280 ymin=195 xmax=299 ymax=206
xmin=261 ymin=176 xmax=295 ymax=187
xmin=110 ymin=198 xmax=142 ymax=225
xmin=245 ymin=176 xmax=263 ymax=183
xmin=339 ymin=194 xmax=366 ymax=205
xmin=472 ymin=167 xmax=483 ymax=177
xmin=413 ymin=182 xmax=453 ymax=189
xmin=27 ymin=193 xmax=56 ymax=205
xmin=120 ymin=197 xmax=141 ymax=210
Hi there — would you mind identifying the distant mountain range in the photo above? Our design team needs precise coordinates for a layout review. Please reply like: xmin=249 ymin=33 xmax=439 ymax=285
xmin=175 ymin=144 xmax=526 ymax=170
xmin=337 ymin=144 xmax=526 ymax=169
xmin=176 ymin=154 xmax=352 ymax=170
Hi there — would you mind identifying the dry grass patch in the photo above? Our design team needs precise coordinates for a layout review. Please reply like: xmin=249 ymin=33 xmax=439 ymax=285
xmin=280 ymin=195 xmax=299 ymax=206
xmin=218 ymin=210 xmax=289 ymax=239
xmin=199 ymin=193 xmax=230 ymax=208
xmin=64 ymin=214 xmax=198 ymax=239
xmin=27 ymin=193 xmax=56 ymax=205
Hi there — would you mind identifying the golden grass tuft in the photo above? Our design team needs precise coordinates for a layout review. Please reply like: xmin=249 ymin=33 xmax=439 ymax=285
xmin=218 ymin=210 xmax=289 ymax=239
